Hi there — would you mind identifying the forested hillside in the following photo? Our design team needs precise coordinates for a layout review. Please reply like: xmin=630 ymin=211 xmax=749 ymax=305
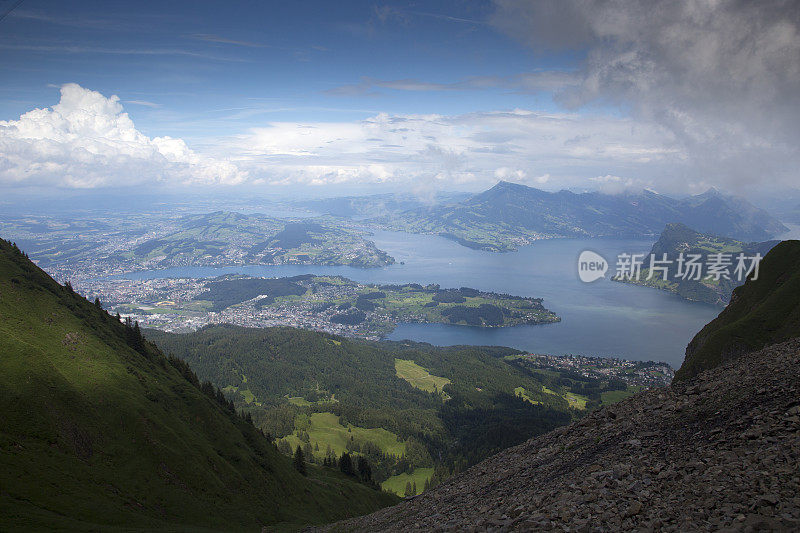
xmin=615 ymin=223 xmax=778 ymax=306
xmin=147 ymin=326 xmax=637 ymax=494
xmin=0 ymin=239 xmax=395 ymax=531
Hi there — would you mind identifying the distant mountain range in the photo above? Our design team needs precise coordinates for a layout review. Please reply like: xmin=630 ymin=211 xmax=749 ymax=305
xmin=616 ymin=223 xmax=779 ymax=306
xmin=372 ymin=181 xmax=788 ymax=252
xmin=301 ymin=192 xmax=471 ymax=219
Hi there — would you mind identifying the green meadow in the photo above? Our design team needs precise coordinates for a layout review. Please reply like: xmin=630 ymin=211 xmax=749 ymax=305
xmin=280 ymin=412 xmax=407 ymax=460
xmin=514 ymin=386 xmax=542 ymax=405
xmin=601 ymin=386 xmax=643 ymax=405
xmin=394 ymin=359 xmax=451 ymax=396
xmin=381 ymin=468 xmax=434 ymax=496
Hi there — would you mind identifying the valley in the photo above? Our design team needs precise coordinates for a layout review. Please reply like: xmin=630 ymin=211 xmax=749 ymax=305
xmin=145 ymin=324 xmax=672 ymax=496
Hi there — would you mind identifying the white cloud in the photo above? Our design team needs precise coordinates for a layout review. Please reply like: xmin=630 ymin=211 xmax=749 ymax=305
xmin=222 ymin=108 xmax=681 ymax=190
xmin=124 ymin=100 xmax=161 ymax=108
xmin=588 ymin=174 xmax=648 ymax=195
xmin=0 ymin=84 xmax=247 ymax=188
xmin=325 ymin=70 xmax=579 ymax=97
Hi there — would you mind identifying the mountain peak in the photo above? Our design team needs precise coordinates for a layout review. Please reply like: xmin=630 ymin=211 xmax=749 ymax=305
xmin=489 ymin=180 xmax=531 ymax=191
xmin=693 ymin=187 xmax=728 ymax=201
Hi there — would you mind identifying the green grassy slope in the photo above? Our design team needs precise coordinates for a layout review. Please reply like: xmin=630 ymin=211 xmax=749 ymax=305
xmin=675 ymin=240 xmax=800 ymax=381
xmin=0 ymin=239 xmax=395 ymax=531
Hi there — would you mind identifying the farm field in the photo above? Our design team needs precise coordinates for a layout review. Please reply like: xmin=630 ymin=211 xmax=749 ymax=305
xmin=540 ymin=384 xmax=588 ymax=410
xmin=513 ymin=386 xmax=542 ymax=405
xmin=601 ymin=387 xmax=642 ymax=405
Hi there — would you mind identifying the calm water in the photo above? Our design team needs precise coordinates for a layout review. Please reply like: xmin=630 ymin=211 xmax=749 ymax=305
xmin=116 ymin=230 xmax=721 ymax=367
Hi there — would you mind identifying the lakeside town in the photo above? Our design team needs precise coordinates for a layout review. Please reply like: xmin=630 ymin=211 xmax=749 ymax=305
xmin=74 ymin=274 xmax=678 ymax=386
xmin=77 ymin=273 xmax=560 ymax=340
xmin=516 ymin=353 xmax=675 ymax=388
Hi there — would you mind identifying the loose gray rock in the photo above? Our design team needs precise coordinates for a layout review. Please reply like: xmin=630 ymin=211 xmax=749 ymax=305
xmin=314 ymin=339 xmax=800 ymax=532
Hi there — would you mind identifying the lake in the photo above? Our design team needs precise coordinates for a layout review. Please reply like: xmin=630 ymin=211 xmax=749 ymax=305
xmin=116 ymin=230 xmax=721 ymax=367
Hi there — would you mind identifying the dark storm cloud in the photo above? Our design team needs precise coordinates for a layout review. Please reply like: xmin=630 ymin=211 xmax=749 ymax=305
xmin=491 ymin=0 xmax=800 ymax=191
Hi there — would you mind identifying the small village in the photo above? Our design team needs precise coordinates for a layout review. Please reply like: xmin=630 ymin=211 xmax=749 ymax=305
xmin=518 ymin=353 xmax=676 ymax=388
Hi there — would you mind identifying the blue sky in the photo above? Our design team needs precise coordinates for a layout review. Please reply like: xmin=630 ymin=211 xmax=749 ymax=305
xmin=1 ymin=1 xmax=569 ymax=137
xmin=0 ymin=0 xmax=798 ymax=196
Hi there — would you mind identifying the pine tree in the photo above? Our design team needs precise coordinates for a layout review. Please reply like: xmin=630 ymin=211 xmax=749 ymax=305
xmin=277 ymin=439 xmax=292 ymax=455
xmin=404 ymin=481 xmax=413 ymax=497
xmin=339 ymin=452 xmax=354 ymax=476
xmin=132 ymin=321 xmax=145 ymax=353
xmin=293 ymin=445 xmax=306 ymax=475
xmin=201 ymin=381 xmax=216 ymax=398
xmin=412 ymin=481 xmax=417 ymax=494
xmin=356 ymin=455 xmax=372 ymax=483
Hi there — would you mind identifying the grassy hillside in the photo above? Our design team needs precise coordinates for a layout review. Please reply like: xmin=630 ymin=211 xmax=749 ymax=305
xmin=145 ymin=326 xmax=641 ymax=494
xmin=0 ymin=239 xmax=396 ymax=531
xmin=394 ymin=358 xmax=451 ymax=395
xmin=676 ymin=239 xmax=800 ymax=381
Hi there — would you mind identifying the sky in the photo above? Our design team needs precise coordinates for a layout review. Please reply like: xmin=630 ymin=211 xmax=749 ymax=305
xmin=0 ymin=0 xmax=798 ymax=198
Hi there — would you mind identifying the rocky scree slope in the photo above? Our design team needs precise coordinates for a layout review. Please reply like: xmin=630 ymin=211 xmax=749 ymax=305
xmin=320 ymin=339 xmax=800 ymax=532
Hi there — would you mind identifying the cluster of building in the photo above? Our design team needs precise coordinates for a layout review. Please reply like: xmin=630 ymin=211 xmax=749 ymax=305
xmin=81 ymin=276 xmax=387 ymax=340
xmin=519 ymin=353 xmax=675 ymax=387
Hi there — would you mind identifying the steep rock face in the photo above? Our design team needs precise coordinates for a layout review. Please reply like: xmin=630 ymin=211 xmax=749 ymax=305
xmin=321 ymin=340 xmax=800 ymax=532
xmin=676 ymin=239 xmax=800 ymax=381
